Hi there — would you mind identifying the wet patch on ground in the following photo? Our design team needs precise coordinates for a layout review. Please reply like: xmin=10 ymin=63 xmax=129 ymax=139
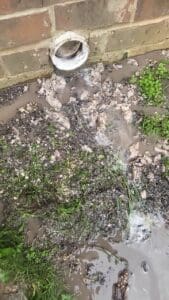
xmin=0 ymin=49 xmax=169 ymax=299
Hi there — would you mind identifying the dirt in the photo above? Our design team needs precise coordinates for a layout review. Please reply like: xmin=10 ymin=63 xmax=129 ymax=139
xmin=25 ymin=217 xmax=43 ymax=245
xmin=116 ymin=221 xmax=169 ymax=300
xmin=0 ymin=82 xmax=47 ymax=124
xmin=67 ymin=246 xmax=127 ymax=300
xmin=67 ymin=212 xmax=169 ymax=300
xmin=0 ymin=49 xmax=169 ymax=300
xmin=0 ymin=201 xmax=4 ymax=224
xmin=0 ymin=83 xmax=25 ymax=105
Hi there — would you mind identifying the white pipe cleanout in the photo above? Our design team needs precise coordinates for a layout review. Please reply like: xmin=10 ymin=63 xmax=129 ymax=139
xmin=50 ymin=32 xmax=89 ymax=71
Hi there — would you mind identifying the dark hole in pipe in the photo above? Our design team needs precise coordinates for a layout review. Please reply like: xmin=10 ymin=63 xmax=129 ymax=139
xmin=55 ymin=40 xmax=83 ymax=59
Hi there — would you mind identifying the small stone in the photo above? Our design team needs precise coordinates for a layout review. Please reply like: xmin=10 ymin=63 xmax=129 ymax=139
xmin=124 ymin=109 xmax=133 ymax=123
xmin=141 ymin=261 xmax=149 ymax=272
xmin=144 ymin=153 xmax=152 ymax=164
xmin=154 ymin=154 xmax=161 ymax=163
xmin=80 ymin=90 xmax=89 ymax=101
xmin=127 ymin=89 xmax=134 ymax=98
xmin=129 ymin=142 xmax=139 ymax=159
xmin=46 ymin=111 xmax=70 ymax=130
xmin=19 ymin=107 xmax=26 ymax=113
xmin=81 ymin=145 xmax=92 ymax=153
xmin=69 ymin=96 xmax=76 ymax=103
xmin=147 ymin=172 xmax=154 ymax=182
xmin=155 ymin=146 xmax=168 ymax=156
xmin=37 ymin=78 xmax=42 ymax=84
xmin=127 ymin=58 xmax=139 ymax=67
xmin=23 ymin=85 xmax=28 ymax=93
xmin=162 ymin=50 xmax=169 ymax=58
xmin=132 ymin=166 xmax=142 ymax=181
xmin=113 ymin=63 xmax=123 ymax=70
xmin=141 ymin=190 xmax=147 ymax=200
xmin=95 ymin=131 xmax=110 ymax=146
xmin=50 ymin=150 xmax=61 ymax=163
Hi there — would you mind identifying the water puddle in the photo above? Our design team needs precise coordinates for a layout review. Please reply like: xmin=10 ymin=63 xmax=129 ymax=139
xmin=117 ymin=224 xmax=169 ymax=300
xmin=68 ymin=213 xmax=169 ymax=300
xmin=68 ymin=241 xmax=128 ymax=300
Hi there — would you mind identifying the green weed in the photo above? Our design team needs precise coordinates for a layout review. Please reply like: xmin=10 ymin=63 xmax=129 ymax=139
xmin=0 ymin=143 xmax=58 ymax=208
xmin=140 ymin=115 xmax=169 ymax=139
xmin=131 ymin=62 xmax=169 ymax=105
xmin=0 ymin=227 xmax=73 ymax=300
xmin=163 ymin=157 xmax=169 ymax=177
xmin=57 ymin=197 xmax=82 ymax=217
xmin=121 ymin=177 xmax=140 ymax=215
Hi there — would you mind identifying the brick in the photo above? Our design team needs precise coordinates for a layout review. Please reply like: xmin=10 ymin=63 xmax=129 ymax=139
xmin=0 ymin=0 xmax=85 ymax=14
xmin=90 ymin=18 xmax=169 ymax=56
xmin=43 ymin=0 xmax=79 ymax=5
xmin=2 ymin=48 xmax=50 ymax=76
xmin=135 ymin=0 xmax=169 ymax=21
xmin=0 ymin=12 xmax=51 ymax=51
xmin=55 ymin=0 xmax=137 ymax=30
xmin=0 ymin=0 xmax=42 ymax=15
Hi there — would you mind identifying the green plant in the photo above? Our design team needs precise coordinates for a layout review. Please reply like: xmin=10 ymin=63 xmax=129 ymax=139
xmin=163 ymin=157 xmax=169 ymax=177
xmin=60 ymin=294 xmax=73 ymax=300
xmin=0 ymin=144 xmax=58 ymax=208
xmin=140 ymin=115 xmax=169 ymax=139
xmin=121 ymin=177 xmax=140 ymax=215
xmin=155 ymin=62 xmax=169 ymax=78
xmin=57 ymin=197 xmax=82 ymax=217
xmin=131 ymin=62 xmax=169 ymax=105
xmin=0 ymin=227 xmax=73 ymax=300
xmin=139 ymin=68 xmax=163 ymax=105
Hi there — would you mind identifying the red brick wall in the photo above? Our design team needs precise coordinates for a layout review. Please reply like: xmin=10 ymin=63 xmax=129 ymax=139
xmin=0 ymin=0 xmax=169 ymax=88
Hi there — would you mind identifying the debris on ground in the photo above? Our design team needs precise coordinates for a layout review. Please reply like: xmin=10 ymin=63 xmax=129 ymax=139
xmin=0 ymin=49 xmax=169 ymax=300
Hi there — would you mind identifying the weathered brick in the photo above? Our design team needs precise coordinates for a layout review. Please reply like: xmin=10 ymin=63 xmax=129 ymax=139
xmin=0 ymin=12 xmax=51 ymax=51
xmin=90 ymin=18 xmax=169 ymax=56
xmin=55 ymin=0 xmax=137 ymax=30
xmin=0 ymin=0 xmax=83 ymax=14
xmin=135 ymin=0 xmax=169 ymax=21
xmin=0 ymin=0 xmax=42 ymax=15
xmin=43 ymin=0 xmax=79 ymax=5
xmin=2 ymin=49 xmax=50 ymax=76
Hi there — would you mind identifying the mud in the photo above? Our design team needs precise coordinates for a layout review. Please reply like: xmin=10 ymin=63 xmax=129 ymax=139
xmin=0 ymin=82 xmax=47 ymax=124
xmin=0 ymin=84 xmax=25 ymax=105
xmin=69 ymin=213 xmax=169 ymax=300
xmin=25 ymin=217 xmax=43 ymax=245
xmin=117 ymin=224 xmax=169 ymax=300
xmin=132 ymin=104 xmax=168 ymax=116
xmin=103 ymin=50 xmax=167 ymax=82
xmin=67 ymin=243 xmax=128 ymax=300
xmin=0 ymin=49 xmax=169 ymax=300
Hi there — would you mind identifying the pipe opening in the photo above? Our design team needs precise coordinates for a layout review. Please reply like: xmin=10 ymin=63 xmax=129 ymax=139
xmin=50 ymin=32 xmax=89 ymax=71
xmin=55 ymin=40 xmax=82 ymax=59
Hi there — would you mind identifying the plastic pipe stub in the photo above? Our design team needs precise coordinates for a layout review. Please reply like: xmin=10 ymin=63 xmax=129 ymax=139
xmin=50 ymin=32 xmax=90 ymax=71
